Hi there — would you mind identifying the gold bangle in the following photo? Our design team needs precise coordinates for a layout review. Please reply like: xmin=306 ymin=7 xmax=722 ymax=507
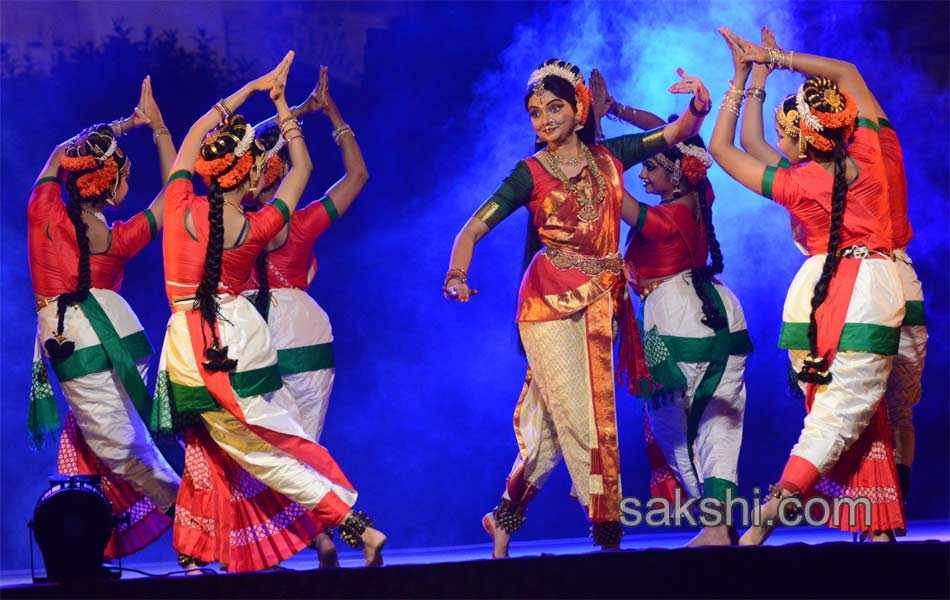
xmin=153 ymin=126 xmax=170 ymax=144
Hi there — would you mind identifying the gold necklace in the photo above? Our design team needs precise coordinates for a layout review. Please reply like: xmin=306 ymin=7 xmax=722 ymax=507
xmin=544 ymin=144 xmax=607 ymax=223
xmin=549 ymin=151 xmax=581 ymax=167
xmin=224 ymin=200 xmax=245 ymax=215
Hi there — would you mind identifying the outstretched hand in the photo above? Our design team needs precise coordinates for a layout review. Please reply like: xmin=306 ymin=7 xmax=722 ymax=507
xmin=718 ymin=27 xmax=752 ymax=78
xmin=590 ymin=68 xmax=612 ymax=120
xmin=668 ymin=68 xmax=710 ymax=113
xmin=299 ymin=65 xmax=331 ymax=114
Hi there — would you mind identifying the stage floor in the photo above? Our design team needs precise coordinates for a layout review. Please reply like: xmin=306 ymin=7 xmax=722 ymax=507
xmin=4 ymin=519 xmax=948 ymax=586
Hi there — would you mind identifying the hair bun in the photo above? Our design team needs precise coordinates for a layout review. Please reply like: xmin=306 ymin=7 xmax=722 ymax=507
xmin=803 ymin=76 xmax=846 ymax=114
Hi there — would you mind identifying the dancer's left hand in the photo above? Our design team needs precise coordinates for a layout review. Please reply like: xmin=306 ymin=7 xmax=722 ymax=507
xmin=668 ymin=68 xmax=710 ymax=114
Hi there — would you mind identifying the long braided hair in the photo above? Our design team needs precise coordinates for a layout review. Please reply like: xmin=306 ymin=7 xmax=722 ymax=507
xmin=47 ymin=126 xmax=127 ymax=361
xmin=247 ymin=124 xmax=290 ymax=320
xmin=654 ymin=131 xmax=726 ymax=330
xmin=193 ymin=114 xmax=264 ymax=371
xmin=779 ymin=77 xmax=857 ymax=384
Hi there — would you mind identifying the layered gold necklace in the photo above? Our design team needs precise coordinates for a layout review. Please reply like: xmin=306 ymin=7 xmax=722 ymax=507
xmin=543 ymin=143 xmax=606 ymax=223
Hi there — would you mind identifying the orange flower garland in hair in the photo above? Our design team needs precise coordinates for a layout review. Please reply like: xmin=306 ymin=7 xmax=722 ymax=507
xmin=62 ymin=154 xmax=119 ymax=199
xmin=216 ymin=152 xmax=254 ymax=189
xmin=260 ymin=154 xmax=285 ymax=190
xmin=575 ymin=82 xmax=593 ymax=125
xmin=798 ymin=89 xmax=858 ymax=154
xmin=681 ymin=155 xmax=708 ymax=187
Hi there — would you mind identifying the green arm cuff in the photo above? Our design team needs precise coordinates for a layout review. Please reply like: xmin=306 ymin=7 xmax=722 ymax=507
xmin=633 ymin=202 xmax=649 ymax=235
xmin=856 ymin=117 xmax=879 ymax=132
xmin=144 ymin=209 xmax=158 ymax=241
xmin=319 ymin=196 xmax=339 ymax=223
xmin=270 ymin=198 xmax=291 ymax=225
xmin=35 ymin=176 xmax=59 ymax=188
xmin=878 ymin=117 xmax=894 ymax=131
xmin=778 ymin=157 xmax=791 ymax=169
xmin=762 ymin=166 xmax=778 ymax=199
xmin=639 ymin=126 xmax=668 ymax=158
xmin=167 ymin=169 xmax=192 ymax=184
xmin=474 ymin=161 xmax=532 ymax=229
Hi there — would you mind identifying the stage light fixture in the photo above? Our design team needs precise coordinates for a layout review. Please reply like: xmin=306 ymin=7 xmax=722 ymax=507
xmin=28 ymin=474 xmax=115 ymax=583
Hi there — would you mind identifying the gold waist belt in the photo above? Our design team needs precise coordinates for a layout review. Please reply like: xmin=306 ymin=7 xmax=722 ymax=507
xmin=543 ymin=246 xmax=622 ymax=277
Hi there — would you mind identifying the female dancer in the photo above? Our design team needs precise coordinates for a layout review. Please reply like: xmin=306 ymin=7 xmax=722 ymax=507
xmin=445 ymin=58 xmax=710 ymax=557
xmin=739 ymin=26 xmax=926 ymax=506
xmin=239 ymin=68 xmax=367 ymax=567
xmin=28 ymin=77 xmax=181 ymax=558
xmin=153 ymin=52 xmax=385 ymax=571
xmin=248 ymin=65 xmax=367 ymax=444
xmin=710 ymin=29 xmax=905 ymax=542
xmin=592 ymin=70 xmax=752 ymax=546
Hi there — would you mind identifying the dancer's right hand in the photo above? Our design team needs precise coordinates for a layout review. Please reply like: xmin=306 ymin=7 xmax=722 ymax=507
xmin=444 ymin=281 xmax=476 ymax=302
xmin=590 ymin=68 xmax=612 ymax=121
xmin=299 ymin=66 xmax=330 ymax=115
xmin=718 ymin=27 xmax=752 ymax=78
xmin=251 ymin=51 xmax=295 ymax=94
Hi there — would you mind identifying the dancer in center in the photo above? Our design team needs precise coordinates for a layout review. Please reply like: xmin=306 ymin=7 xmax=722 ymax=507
xmin=591 ymin=70 xmax=752 ymax=547
xmin=153 ymin=52 xmax=385 ymax=571
xmin=444 ymin=59 xmax=710 ymax=557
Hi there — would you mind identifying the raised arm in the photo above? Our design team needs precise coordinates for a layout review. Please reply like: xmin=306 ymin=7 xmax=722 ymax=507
xmin=708 ymin=31 xmax=769 ymax=196
xmin=731 ymin=27 xmax=785 ymax=165
xmin=35 ymin=143 xmax=68 ymax=184
xmin=664 ymin=68 xmax=712 ymax=145
xmin=268 ymin=58 xmax=312 ymax=214
xmin=131 ymin=76 xmax=177 ymax=229
xmin=590 ymin=68 xmax=666 ymax=136
xmin=170 ymin=51 xmax=295 ymax=176
xmin=304 ymin=67 xmax=368 ymax=218
xmin=739 ymin=42 xmax=877 ymax=120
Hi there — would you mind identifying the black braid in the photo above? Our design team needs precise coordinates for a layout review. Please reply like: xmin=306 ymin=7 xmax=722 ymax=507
xmin=46 ymin=125 xmax=124 ymax=361
xmin=254 ymin=249 xmax=271 ymax=321
xmin=796 ymin=76 xmax=852 ymax=384
xmin=55 ymin=185 xmax=92 ymax=339
xmin=689 ymin=178 xmax=727 ymax=330
xmin=195 ymin=179 xmax=225 ymax=349
xmin=193 ymin=115 xmax=263 ymax=372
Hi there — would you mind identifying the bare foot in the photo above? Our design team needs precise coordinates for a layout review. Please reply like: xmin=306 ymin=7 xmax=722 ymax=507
xmin=361 ymin=527 xmax=386 ymax=567
xmin=686 ymin=524 xmax=733 ymax=547
xmin=482 ymin=513 xmax=510 ymax=559
xmin=313 ymin=531 xmax=339 ymax=568
xmin=739 ymin=497 xmax=783 ymax=546
xmin=870 ymin=530 xmax=895 ymax=543
xmin=179 ymin=559 xmax=209 ymax=576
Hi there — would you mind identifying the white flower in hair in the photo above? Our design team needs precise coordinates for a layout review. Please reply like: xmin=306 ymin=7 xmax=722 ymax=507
xmin=527 ymin=62 xmax=584 ymax=88
xmin=265 ymin=132 xmax=285 ymax=160
xmin=675 ymin=142 xmax=713 ymax=167
xmin=234 ymin=122 xmax=257 ymax=157
xmin=796 ymin=85 xmax=823 ymax=132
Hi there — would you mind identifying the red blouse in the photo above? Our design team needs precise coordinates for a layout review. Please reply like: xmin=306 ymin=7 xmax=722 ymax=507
xmin=762 ymin=121 xmax=893 ymax=255
xmin=878 ymin=120 xmax=912 ymax=249
xmin=624 ymin=197 xmax=709 ymax=282
xmin=163 ymin=171 xmax=289 ymax=300
xmin=247 ymin=197 xmax=335 ymax=290
xmin=28 ymin=178 xmax=157 ymax=297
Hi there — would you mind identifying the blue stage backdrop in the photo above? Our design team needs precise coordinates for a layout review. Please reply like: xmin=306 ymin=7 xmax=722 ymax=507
xmin=1 ymin=1 xmax=946 ymax=571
